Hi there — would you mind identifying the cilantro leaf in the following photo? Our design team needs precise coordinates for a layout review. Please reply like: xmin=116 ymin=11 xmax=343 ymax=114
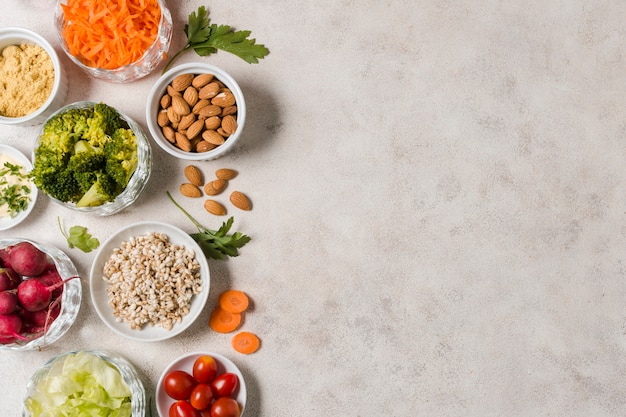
xmin=162 ymin=6 xmax=269 ymax=73
xmin=58 ymin=217 xmax=100 ymax=253
xmin=167 ymin=192 xmax=251 ymax=260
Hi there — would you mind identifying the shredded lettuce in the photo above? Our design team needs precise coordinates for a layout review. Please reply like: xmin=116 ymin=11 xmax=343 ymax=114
xmin=25 ymin=351 xmax=133 ymax=417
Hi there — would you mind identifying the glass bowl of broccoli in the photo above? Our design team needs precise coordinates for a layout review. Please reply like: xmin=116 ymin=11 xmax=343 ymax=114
xmin=31 ymin=101 xmax=152 ymax=216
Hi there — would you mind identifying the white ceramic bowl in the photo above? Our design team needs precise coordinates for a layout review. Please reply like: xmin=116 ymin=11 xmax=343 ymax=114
xmin=54 ymin=0 xmax=172 ymax=83
xmin=22 ymin=350 xmax=146 ymax=417
xmin=146 ymin=63 xmax=246 ymax=161
xmin=0 ymin=145 xmax=38 ymax=230
xmin=90 ymin=221 xmax=210 ymax=342
xmin=0 ymin=27 xmax=68 ymax=126
xmin=32 ymin=101 xmax=152 ymax=216
xmin=156 ymin=351 xmax=247 ymax=417
xmin=0 ymin=238 xmax=81 ymax=351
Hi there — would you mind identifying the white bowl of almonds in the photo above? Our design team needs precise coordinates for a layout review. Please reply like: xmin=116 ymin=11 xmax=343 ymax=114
xmin=89 ymin=221 xmax=210 ymax=342
xmin=146 ymin=63 xmax=245 ymax=161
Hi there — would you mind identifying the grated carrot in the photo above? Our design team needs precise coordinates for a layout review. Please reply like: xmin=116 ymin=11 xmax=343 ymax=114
xmin=61 ymin=0 xmax=161 ymax=69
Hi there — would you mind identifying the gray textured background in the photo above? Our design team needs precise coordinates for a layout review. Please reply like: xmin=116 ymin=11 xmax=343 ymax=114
xmin=2 ymin=0 xmax=626 ymax=415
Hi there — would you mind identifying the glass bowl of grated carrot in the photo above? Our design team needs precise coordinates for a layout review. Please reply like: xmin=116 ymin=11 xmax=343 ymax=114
xmin=53 ymin=0 xmax=172 ymax=83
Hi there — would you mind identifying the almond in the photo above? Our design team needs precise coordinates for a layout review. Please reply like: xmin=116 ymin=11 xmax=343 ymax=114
xmin=157 ymin=110 xmax=170 ymax=127
xmin=230 ymin=191 xmax=251 ymax=211
xmin=184 ymin=165 xmax=203 ymax=186
xmin=204 ymin=179 xmax=227 ymax=195
xmin=192 ymin=73 xmax=214 ymax=88
xmin=167 ymin=106 xmax=181 ymax=124
xmin=221 ymin=105 xmax=237 ymax=116
xmin=198 ymin=82 xmax=220 ymax=99
xmin=180 ymin=183 xmax=202 ymax=198
xmin=192 ymin=99 xmax=210 ymax=114
xmin=178 ymin=113 xmax=196 ymax=131
xmin=211 ymin=91 xmax=236 ymax=107
xmin=204 ymin=199 xmax=227 ymax=215
xmin=172 ymin=73 xmax=194 ymax=91
xmin=175 ymin=132 xmax=192 ymax=152
xmin=167 ymin=85 xmax=181 ymax=97
xmin=197 ymin=105 xmax=222 ymax=118
xmin=204 ymin=116 xmax=221 ymax=130
xmin=172 ymin=95 xmax=191 ymax=116
xmin=221 ymin=115 xmax=237 ymax=135
xmin=216 ymin=127 xmax=230 ymax=137
xmin=160 ymin=94 xmax=171 ymax=109
xmin=196 ymin=140 xmax=216 ymax=153
xmin=162 ymin=126 xmax=176 ymax=143
xmin=202 ymin=129 xmax=225 ymax=145
xmin=186 ymin=119 xmax=205 ymax=140
xmin=183 ymin=86 xmax=199 ymax=107
xmin=215 ymin=168 xmax=238 ymax=180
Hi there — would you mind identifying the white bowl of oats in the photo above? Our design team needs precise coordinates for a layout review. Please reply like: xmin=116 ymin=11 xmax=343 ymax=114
xmin=89 ymin=221 xmax=210 ymax=342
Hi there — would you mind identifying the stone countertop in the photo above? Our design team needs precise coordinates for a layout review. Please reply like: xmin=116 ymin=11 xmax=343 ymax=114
xmin=2 ymin=0 xmax=626 ymax=415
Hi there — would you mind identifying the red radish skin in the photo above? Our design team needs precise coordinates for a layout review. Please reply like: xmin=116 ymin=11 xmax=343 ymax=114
xmin=0 ymin=291 xmax=19 ymax=314
xmin=0 ymin=313 xmax=28 ymax=341
xmin=35 ymin=266 xmax=64 ymax=299
xmin=8 ymin=242 xmax=49 ymax=277
xmin=21 ymin=302 xmax=61 ymax=335
xmin=0 ymin=268 xmax=21 ymax=291
xmin=17 ymin=275 xmax=78 ymax=312
xmin=0 ymin=249 xmax=11 ymax=268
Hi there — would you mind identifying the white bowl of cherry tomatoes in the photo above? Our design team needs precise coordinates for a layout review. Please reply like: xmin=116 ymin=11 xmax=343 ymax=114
xmin=156 ymin=351 xmax=246 ymax=417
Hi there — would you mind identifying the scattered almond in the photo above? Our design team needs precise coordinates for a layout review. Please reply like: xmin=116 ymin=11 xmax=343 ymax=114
xmin=184 ymin=165 xmax=203 ymax=187
xmin=204 ymin=199 xmax=227 ymax=216
xmin=215 ymin=168 xmax=238 ymax=180
xmin=204 ymin=179 xmax=227 ymax=195
xmin=230 ymin=191 xmax=251 ymax=211
xmin=180 ymin=183 xmax=202 ymax=198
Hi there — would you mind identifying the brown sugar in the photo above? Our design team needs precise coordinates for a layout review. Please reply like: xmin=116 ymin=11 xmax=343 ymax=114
xmin=0 ymin=43 xmax=55 ymax=118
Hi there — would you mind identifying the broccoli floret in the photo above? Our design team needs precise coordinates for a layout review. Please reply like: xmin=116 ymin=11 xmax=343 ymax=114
xmin=31 ymin=103 xmax=139 ymax=206
xmin=67 ymin=147 xmax=106 ymax=193
xmin=105 ymin=128 xmax=138 ymax=187
xmin=76 ymin=173 xmax=123 ymax=207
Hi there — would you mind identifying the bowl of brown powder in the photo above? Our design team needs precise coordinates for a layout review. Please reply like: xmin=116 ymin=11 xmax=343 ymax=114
xmin=0 ymin=27 xmax=68 ymax=126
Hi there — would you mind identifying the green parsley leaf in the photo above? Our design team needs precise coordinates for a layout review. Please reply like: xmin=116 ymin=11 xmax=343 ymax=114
xmin=58 ymin=217 xmax=100 ymax=253
xmin=166 ymin=192 xmax=251 ymax=260
xmin=162 ymin=6 xmax=269 ymax=73
xmin=0 ymin=161 xmax=32 ymax=218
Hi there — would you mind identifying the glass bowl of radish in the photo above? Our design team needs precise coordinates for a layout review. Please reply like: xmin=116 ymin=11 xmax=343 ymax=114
xmin=0 ymin=238 xmax=81 ymax=350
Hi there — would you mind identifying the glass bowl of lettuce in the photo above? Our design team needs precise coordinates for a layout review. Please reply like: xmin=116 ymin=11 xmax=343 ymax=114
xmin=31 ymin=101 xmax=152 ymax=216
xmin=22 ymin=350 xmax=145 ymax=417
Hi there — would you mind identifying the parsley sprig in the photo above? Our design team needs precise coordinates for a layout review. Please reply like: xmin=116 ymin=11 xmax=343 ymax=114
xmin=57 ymin=217 xmax=100 ymax=253
xmin=167 ymin=191 xmax=251 ymax=260
xmin=162 ymin=6 xmax=269 ymax=73
xmin=0 ymin=161 xmax=31 ymax=218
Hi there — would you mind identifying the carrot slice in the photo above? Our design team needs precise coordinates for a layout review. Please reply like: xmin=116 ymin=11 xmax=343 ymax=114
xmin=208 ymin=306 xmax=241 ymax=333
xmin=218 ymin=290 xmax=249 ymax=314
xmin=231 ymin=331 xmax=261 ymax=354
xmin=60 ymin=0 xmax=161 ymax=69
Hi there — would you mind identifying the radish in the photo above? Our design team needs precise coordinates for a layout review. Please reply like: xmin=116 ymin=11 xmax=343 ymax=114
xmin=17 ymin=275 xmax=77 ymax=312
xmin=8 ymin=242 xmax=49 ymax=277
xmin=0 ymin=268 xmax=21 ymax=291
xmin=21 ymin=302 xmax=61 ymax=335
xmin=0 ymin=248 xmax=11 ymax=268
xmin=0 ymin=291 xmax=18 ymax=315
xmin=0 ymin=313 xmax=28 ymax=341
xmin=35 ymin=265 xmax=64 ymax=299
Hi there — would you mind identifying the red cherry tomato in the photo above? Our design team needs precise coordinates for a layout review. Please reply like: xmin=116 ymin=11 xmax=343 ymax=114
xmin=210 ymin=373 xmax=239 ymax=398
xmin=189 ymin=383 xmax=214 ymax=411
xmin=169 ymin=400 xmax=201 ymax=417
xmin=210 ymin=397 xmax=240 ymax=417
xmin=164 ymin=370 xmax=197 ymax=400
xmin=193 ymin=355 xmax=218 ymax=384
